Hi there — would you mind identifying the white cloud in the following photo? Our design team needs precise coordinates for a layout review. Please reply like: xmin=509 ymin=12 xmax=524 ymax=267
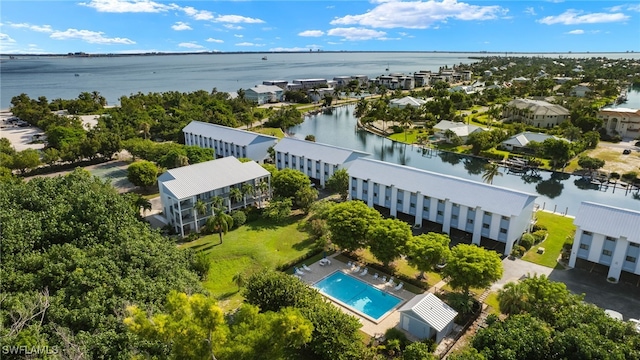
xmin=79 ymin=0 xmax=174 ymax=13
xmin=524 ymin=7 xmax=536 ymax=16
xmin=215 ymin=15 xmax=264 ymax=24
xmin=182 ymin=6 xmax=215 ymax=21
xmin=234 ymin=34 xmax=244 ymax=38
xmin=235 ymin=42 xmax=265 ymax=46
xmin=172 ymin=22 xmax=192 ymax=31
xmin=538 ymin=10 xmax=629 ymax=25
xmin=8 ymin=23 xmax=54 ymax=33
xmin=327 ymin=27 xmax=387 ymax=41
xmin=629 ymin=4 xmax=640 ymax=12
xmin=0 ymin=33 xmax=16 ymax=43
xmin=299 ymin=30 xmax=325 ymax=37
xmin=206 ymin=38 xmax=224 ymax=43
xmin=50 ymin=28 xmax=136 ymax=44
xmin=331 ymin=0 xmax=507 ymax=29
xmin=178 ymin=42 xmax=204 ymax=49
xmin=566 ymin=29 xmax=584 ymax=34
xmin=224 ymin=24 xmax=244 ymax=30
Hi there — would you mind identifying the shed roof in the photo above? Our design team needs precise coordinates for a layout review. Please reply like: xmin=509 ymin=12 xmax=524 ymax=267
xmin=574 ymin=202 xmax=640 ymax=244
xmin=274 ymin=137 xmax=370 ymax=165
xmin=158 ymin=157 xmax=269 ymax=200
xmin=398 ymin=293 xmax=458 ymax=332
xmin=183 ymin=121 xmax=278 ymax=146
xmin=348 ymin=158 xmax=537 ymax=216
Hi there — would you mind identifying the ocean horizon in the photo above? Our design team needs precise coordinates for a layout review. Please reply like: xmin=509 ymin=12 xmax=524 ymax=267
xmin=3 ymin=51 xmax=640 ymax=109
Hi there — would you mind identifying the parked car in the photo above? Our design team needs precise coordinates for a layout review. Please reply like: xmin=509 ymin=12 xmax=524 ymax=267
xmin=622 ymin=149 xmax=631 ymax=155
xmin=605 ymin=309 xmax=623 ymax=321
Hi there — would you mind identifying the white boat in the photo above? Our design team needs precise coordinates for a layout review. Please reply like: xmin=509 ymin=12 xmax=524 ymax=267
xmin=262 ymin=56 xmax=267 ymax=60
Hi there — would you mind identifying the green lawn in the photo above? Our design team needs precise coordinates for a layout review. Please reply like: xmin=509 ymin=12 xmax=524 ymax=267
xmin=522 ymin=211 xmax=576 ymax=268
xmin=179 ymin=214 xmax=316 ymax=309
xmin=388 ymin=129 xmax=429 ymax=144
xmin=251 ymin=127 xmax=285 ymax=138
xmin=484 ymin=292 xmax=501 ymax=316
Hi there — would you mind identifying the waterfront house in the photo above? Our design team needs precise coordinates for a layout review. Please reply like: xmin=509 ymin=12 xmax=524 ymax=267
xmin=568 ymin=202 xmax=640 ymax=283
xmin=503 ymin=99 xmax=570 ymax=128
xmin=398 ymin=293 xmax=458 ymax=343
xmin=597 ymin=107 xmax=640 ymax=139
xmin=245 ymin=84 xmax=284 ymax=104
xmin=158 ymin=157 xmax=271 ymax=237
xmin=348 ymin=158 xmax=538 ymax=255
xmin=183 ymin=121 xmax=278 ymax=163
xmin=389 ymin=96 xmax=427 ymax=109
xmin=262 ymin=80 xmax=288 ymax=90
xmin=273 ymin=137 xmax=370 ymax=187
xmin=501 ymin=132 xmax=566 ymax=152
xmin=291 ymin=78 xmax=328 ymax=90
xmin=333 ymin=76 xmax=352 ymax=88
xmin=433 ymin=120 xmax=484 ymax=143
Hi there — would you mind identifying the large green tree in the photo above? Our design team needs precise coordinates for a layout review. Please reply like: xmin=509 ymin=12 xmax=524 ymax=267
xmin=326 ymin=201 xmax=381 ymax=252
xmin=442 ymin=244 xmax=503 ymax=296
xmin=367 ymin=218 xmax=412 ymax=267
xmin=325 ymin=168 xmax=350 ymax=200
xmin=473 ymin=314 xmax=552 ymax=360
xmin=127 ymin=160 xmax=159 ymax=187
xmin=405 ymin=232 xmax=452 ymax=279
xmin=272 ymin=168 xmax=311 ymax=200
xmin=0 ymin=170 xmax=202 ymax=358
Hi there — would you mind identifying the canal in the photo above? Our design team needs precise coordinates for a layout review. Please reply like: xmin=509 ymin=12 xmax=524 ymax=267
xmin=289 ymin=104 xmax=640 ymax=216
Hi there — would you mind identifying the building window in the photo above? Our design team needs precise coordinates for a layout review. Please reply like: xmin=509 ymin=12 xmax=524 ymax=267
xmin=605 ymin=236 xmax=616 ymax=242
xmin=410 ymin=203 xmax=416 ymax=208
xmin=438 ymin=199 xmax=445 ymax=204
xmin=499 ymin=228 xmax=507 ymax=234
xmin=482 ymin=223 xmax=490 ymax=229
xmin=485 ymin=212 xmax=492 ymax=216
xmin=626 ymin=256 xmax=637 ymax=263
xmin=579 ymin=244 xmax=589 ymax=250
xmin=385 ymin=196 xmax=390 ymax=201
xmin=451 ymin=214 xmax=458 ymax=220
xmin=437 ymin=210 xmax=444 ymax=216
xmin=452 ymin=203 xmax=459 ymax=208
xmin=583 ymin=231 xmax=593 ymax=236
xmin=467 ymin=219 xmax=474 ymax=224
xmin=602 ymin=249 xmax=612 ymax=256
xmin=501 ymin=216 xmax=509 ymax=221
xmin=423 ymin=206 xmax=429 ymax=211
xmin=630 ymin=243 xmax=640 ymax=248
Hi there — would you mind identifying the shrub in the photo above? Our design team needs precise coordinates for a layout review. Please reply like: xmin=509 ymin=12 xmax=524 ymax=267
xmin=532 ymin=230 xmax=547 ymax=244
xmin=520 ymin=234 xmax=535 ymax=250
xmin=532 ymin=224 xmax=547 ymax=232
xmin=384 ymin=327 xmax=409 ymax=349
xmin=621 ymin=171 xmax=638 ymax=183
xmin=230 ymin=210 xmax=246 ymax=228
xmin=191 ymin=251 xmax=212 ymax=280
xmin=511 ymin=245 xmax=526 ymax=258
xmin=610 ymin=172 xmax=620 ymax=180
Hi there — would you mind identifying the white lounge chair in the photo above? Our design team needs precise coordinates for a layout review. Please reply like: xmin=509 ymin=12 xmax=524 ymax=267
xmin=381 ymin=276 xmax=387 ymax=282
xmin=359 ymin=268 xmax=368 ymax=276
xmin=319 ymin=258 xmax=331 ymax=266
xmin=394 ymin=282 xmax=404 ymax=291
xmin=386 ymin=277 xmax=395 ymax=286
xmin=347 ymin=261 xmax=353 ymax=267
xmin=302 ymin=264 xmax=312 ymax=272
xmin=373 ymin=273 xmax=379 ymax=280
xmin=294 ymin=267 xmax=305 ymax=276
xmin=353 ymin=265 xmax=361 ymax=273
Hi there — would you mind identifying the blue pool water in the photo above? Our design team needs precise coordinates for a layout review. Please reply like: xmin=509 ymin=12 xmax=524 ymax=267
xmin=314 ymin=271 xmax=403 ymax=321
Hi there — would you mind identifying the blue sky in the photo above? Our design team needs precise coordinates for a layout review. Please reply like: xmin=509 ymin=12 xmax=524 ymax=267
xmin=1 ymin=0 xmax=639 ymax=54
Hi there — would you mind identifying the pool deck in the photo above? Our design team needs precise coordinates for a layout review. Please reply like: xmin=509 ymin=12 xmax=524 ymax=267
xmin=297 ymin=254 xmax=417 ymax=338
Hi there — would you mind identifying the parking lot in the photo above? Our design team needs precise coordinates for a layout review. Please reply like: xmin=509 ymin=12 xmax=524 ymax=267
xmin=0 ymin=110 xmax=46 ymax=151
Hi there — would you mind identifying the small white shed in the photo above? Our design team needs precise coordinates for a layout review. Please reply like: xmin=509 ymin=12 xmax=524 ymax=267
xmin=398 ymin=293 xmax=458 ymax=343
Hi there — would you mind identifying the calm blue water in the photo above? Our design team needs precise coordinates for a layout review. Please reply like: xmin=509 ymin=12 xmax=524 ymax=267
xmin=314 ymin=271 xmax=402 ymax=320
xmin=2 ymin=52 xmax=640 ymax=109
xmin=289 ymin=105 xmax=640 ymax=215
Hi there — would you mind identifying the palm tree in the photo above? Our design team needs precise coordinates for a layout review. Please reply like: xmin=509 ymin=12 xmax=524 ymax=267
xmin=232 ymin=272 xmax=247 ymax=289
xmin=482 ymin=162 xmax=503 ymax=184
xmin=139 ymin=122 xmax=151 ymax=140
xmin=194 ymin=199 xmax=207 ymax=232
xmin=257 ymin=180 xmax=270 ymax=208
xmin=497 ymin=281 xmax=529 ymax=315
xmin=206 ymin=210 xmax=234 ymax=245
xmin=135 ymin=195 xmax=152 ymax=216
xmin=229 ymin=187 xmax=243 ymax=208
xmin=241 ymin=182 xmax=255 ymax=208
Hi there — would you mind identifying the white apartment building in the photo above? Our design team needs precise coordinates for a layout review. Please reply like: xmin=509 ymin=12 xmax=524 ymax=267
xmin=348 ymin=158 xmax=538 ymax=255
xmin=183 ymin=121 xmax=278 ymax=163
xmin=569 ymin=202 xmax=640 ymax=282
xmin=158 ymin=157 xmax=271 ymax=237
xmin=273 ymin=137 xmax=370 ymax=187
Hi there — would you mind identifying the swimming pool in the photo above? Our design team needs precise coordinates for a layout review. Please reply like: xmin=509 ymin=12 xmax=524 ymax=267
xmin=313 ymin=271 xmax=403 ymax=322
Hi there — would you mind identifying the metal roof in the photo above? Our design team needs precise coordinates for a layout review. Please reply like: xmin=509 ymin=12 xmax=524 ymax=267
xmin=507 ymin=99 xmax=570 ymax=116
xmin=274 ymin=137 xmax=371 ymax=165
xmin=398 ymin=293 xmax=458 ymax=332
xmin=348 ymin=158 xmax=537 ymax=216
xmin=434 ymin=120 xmax=483 ymax=137
xmin=246 ymin=84 xmax=284 ymax=94
xmin=574 ymin=202 xmax=640 ymax=244
xmin=183 ymin=121 xmax=278 ymax=146
xmin=158 ymin=157 xmax=269 ymax=200
xmin=390 ymin=96 xmax=427 ymax=107
xmin=502 ymin=132 xmax=561 ymax=147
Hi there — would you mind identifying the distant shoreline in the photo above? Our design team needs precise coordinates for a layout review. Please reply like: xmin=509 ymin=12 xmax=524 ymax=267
xmin=0 ymin=50 xmax=637 ymax=58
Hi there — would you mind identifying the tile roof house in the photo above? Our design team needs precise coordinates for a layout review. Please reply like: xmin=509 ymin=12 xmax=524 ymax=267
xmin=398 ymin=293 xmax=458 ymax=343
xmin=568 ymin=202 xmax=640 ymax=283
xmin=504 ymin=99 xmax=570 ymax=128
xmin=597 ymin=107 xmax=640 ymax=138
